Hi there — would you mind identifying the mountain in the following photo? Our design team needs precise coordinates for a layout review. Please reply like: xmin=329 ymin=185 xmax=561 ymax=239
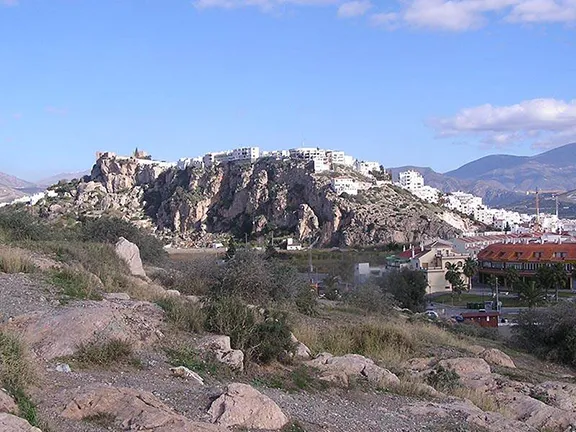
xmin=36 ymin=171 xmax=91 ymax=188
xmin=0 ymin=171 xmax=39 ymax=203
xmin=390 ymin=142 xmax=576 ymax=208
xmin=32 ymin=155 xmax=478 ymax=247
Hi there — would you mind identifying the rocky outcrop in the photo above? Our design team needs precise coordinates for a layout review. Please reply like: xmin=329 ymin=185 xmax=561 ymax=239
xmin=290 ymin=333 xmax=312 ymax=360
xmin=308 ymin=353 xmax=400 ymax=388
xmin=2 ymin=300 xmax=163 ymax=360
xmin=115 ymin=237 xmax=146 ymax=277
xmin=0 ymin=391 xmax=17 ymax=415
xmin=0 ymin=413 xmax=42 ymax=432
xmin=196 ymin=335 xmax=244 ymax=371
xmin=61 ymin=386 xmax=225 ymax=431
xmin=480 ymin=348 xmax=516 ymax=368
xmin=37 ymin=155 xmax=475 ymax=247
xmin=208 ymin=383 xmax=289 ymax=430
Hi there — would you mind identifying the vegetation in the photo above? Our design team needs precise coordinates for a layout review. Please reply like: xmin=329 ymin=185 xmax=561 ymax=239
xmin=164 ymin=345 xmax=229 ymax=378
xmin=445 ymin=263 xmax=466 ymax=297
xmin=155 ymin=296 xmax=206 ymax=333
xmin=0 ymin=248 xmax=36 ymax=274
xmin=379 ymin=268 xmax=428 ymax=312
xmin=426 ymin=365 xmax=460 ymax=391
xmin=49 ymin=267 xmax=103 ymax=301
xmin=73 ymin=337 xmax=137 ymax=368
xmin=462 ymin=257 xmax=478 ymax=291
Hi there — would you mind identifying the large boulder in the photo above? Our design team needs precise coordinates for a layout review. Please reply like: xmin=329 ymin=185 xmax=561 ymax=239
xmin=3 ymin=300 xmax=163 ymax=360
xmin=480 ymin=348 xmax=516 ymax=368
xmin=0 ymin=391 xmax=17 ymax=414
xmin=196 ymin=335 xmax=244 ymax=372
xmin=115 ymin=237 xmax=146 ymax=277
xmin=61 ymin=386 xmax=225 ymax=432
xmin=308 ymin=353 xmax=400 ymax=388
xmin=290 ymin=333 xmax=312 ymax=360
xmin=0 ymin=413 xmax=42 ymax=432
xmin=208 ymin=383 xmax=289 ymax=430
xmin=438 ymin=357 xmax=494 ymax=391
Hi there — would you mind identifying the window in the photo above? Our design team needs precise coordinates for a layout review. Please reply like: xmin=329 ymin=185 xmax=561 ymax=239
xmin=554 ymin=252 xmax=567 ymax=259
xmin=534 ymin=252 xmax=543 ymax=259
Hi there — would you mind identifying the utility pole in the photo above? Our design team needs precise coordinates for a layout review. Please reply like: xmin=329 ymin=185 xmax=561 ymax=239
xmin=245 ymin=233 xmax=248 ymax=248
xmin=495 ymin=278 xmax=500 ymax=313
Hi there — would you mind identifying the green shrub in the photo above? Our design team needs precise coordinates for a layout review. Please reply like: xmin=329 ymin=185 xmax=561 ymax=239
xmin=164 ymin=346 xmax=229 ymax=378
xmin=426 ymin=365 xmax=460 ymax=391
xmin=153 ymin=256 xmax=221 ymax=295
xmin=156 ymin=297 xmax=205 ymax=333
xmin=248 ymin=312 xmax=293 ymax=364
xmin=0 ymin=208 xmax=48 ymax=241
xmin=295 ymin=286 xmax=318 ymax=316
xmin=73 ymin=338 xmax=135 ymax=367
xmin=344 ymin=283 xmax=395 ymax=314
xmin=49 ymin=268 xmax=102 ymax=301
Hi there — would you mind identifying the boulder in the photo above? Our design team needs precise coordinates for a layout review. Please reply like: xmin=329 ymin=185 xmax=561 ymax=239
xmin=208 ymin=383 xmax=289 ymax=430
xmin=115 ymin=237 xmax=146 ymax=277
xmin=438 ymin=358 xmax=494 ymax=391
xmin=197 ymin=335 xmax=244 ymax=371
xmin=170 ymin=366 xmax=204 ymax=385
xmin=0 ymin=413 xmax=42 ymax=432
xmin=290 ymin=333 xmax=312 ymax=360
xmin=61 ymin=386 xmax=225 ymax=432
xmin=480 ymin=348 xmax=516 ymax=368
xmin=164 ymin=289 xmax=181 ymax=296
xmin=103 ymin=292 xmax=131 ymax=301
xmin=4 ymin=300 xmax=163 ymax=360
xmin=0 ymin=391 xmax=17 ymax=414
xmin=531 ymin=381 xmax=576 ymax=411
xmin=308 ymin=353 xmax=400 ymax=388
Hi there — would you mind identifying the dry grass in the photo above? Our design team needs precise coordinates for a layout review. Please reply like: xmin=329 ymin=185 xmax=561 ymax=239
xmin=389 ymin=377 xmax=438 ymax=399
xmin=293 ymin=317 xmax=469 ymax=369
xmin=0 ymin=247 xmax=36 ymax=274
xmin=155 ymin=296 xmax=206 ymax=333
xmin=73 ymin=337 xmax=137 ymax=368
xmin=450 ymin=387 xmax=498 ymax=413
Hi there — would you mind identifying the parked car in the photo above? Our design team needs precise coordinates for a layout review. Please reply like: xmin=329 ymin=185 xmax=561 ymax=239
xmin=424 ymin=310 xmax=439 ymax=320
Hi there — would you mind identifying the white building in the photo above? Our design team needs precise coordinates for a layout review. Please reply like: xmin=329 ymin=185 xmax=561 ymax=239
xmin=331 ymin=177 xmax=359 ymax=195
xmin=289 ymin=147 xmax=327 ymax=162
xmin=445 ymin=191 xmax=483 ymax=215
xmin=354 ymin=161 xmax=381 ymax=176
xmin=398 ymin=170 xmax=424 ymax=191
xmin=230 ymin=147 xmax=260 ymax=162
xmin=285 ymin=238 xmax=303 ymax=251
xmin=177 ymin=157 xmax=204 ymax=170
xmin=261 ymin=150 xmax=290 ymax=159
xmin=413 ymin=185 xmax=441 ymax=203
xmin=327 ymin=151 xmax=355 ymax=167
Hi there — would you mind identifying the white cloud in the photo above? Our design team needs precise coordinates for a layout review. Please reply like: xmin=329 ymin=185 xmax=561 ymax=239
xmin=337 ymin=1 xmax=372 ymax=17
xmin=370 ymin=12 xmax=399 ymax=26
xmin=430 ymin=98 xmax=576 ymax=149
xmin=507 ymin=0 xmax=576 ymax=23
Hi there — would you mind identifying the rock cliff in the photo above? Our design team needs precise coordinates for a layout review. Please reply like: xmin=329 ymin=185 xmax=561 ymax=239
xmin=37 ymin=155 xmax=478 ymax=247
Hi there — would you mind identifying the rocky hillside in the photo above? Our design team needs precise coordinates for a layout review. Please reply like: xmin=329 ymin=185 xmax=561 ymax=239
xmin=37 ymin=155 xmax=478 ymax=247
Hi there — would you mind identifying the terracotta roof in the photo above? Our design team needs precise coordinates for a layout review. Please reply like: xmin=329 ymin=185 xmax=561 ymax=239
xmin=477 ymin=242 xmax=576 ymax=263
xmin=397 ymin=247 xmax=426 ymax=259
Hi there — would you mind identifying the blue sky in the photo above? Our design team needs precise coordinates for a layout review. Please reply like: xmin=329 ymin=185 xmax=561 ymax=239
xmin=0 ymin=0 xmax=575 ymax=180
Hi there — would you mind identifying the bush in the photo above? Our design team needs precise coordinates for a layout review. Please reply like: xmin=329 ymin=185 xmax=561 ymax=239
xmin=0 ymin=208 xmax=48 ymax=242
xmin=344 ymin=283 xmax=395 ymax=314
xmin=154 ymin=256 xmax=222 ymax=296
xmin=426 ymin=365 xmax=460 ymax=391
xmin=295 ymin=286 xmax=318 ymax=316
xmin=49 ymin=267 xmax=103 ymax=301
xmin=514 ymin=303 xmax=576 ymax=366
xmin=73 ymin=338 xmax=135 ymax=367
xmin=0 ymin=248 xmax=36 ymax=274
xmin=80 ymin=217 xmax=166 ymax=264
xmin=156 ymin=297 xmax=205 ymax=333
xmin=379 ymin=268 xmax=427 ymax=312
xmin=164 ymin=345 xmax=230 ymax=378
xmin=248 ymin=312 xmax=293 ymax=364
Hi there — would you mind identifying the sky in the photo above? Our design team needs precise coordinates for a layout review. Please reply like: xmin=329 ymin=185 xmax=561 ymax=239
xmin=0 ymin=0 xmax=575 ymax=180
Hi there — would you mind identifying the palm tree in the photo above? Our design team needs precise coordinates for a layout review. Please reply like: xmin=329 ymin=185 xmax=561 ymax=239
xmin=535 ymin=265 xmax=555 ymax=300
xmin=504 ymin=267 xmax=520 ymax=298
xmin=518 ymin=280 xmax=545 ymax=308
xmin=445 ymin=263 xmax=466 ymax=298
xmin=462 ymin=257 xmax=478 ymax=291
xmin=487 ymin=274 xmax=499 ymax=296
xmin=551 ymin=262 xmax=567 ymax=302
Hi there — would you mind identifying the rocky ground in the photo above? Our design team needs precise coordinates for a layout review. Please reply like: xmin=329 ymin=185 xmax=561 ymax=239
xmin=2 ymin=261 xmax=576 ymax=432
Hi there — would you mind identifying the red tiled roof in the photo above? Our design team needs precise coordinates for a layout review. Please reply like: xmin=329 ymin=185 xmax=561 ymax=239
xmin=397 ymin=247 xmax=426 ymax=259
xmin=477 ymin=242 xmax=576 ymax=263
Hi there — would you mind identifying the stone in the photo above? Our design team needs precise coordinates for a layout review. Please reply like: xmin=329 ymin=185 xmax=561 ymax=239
xmin=480 ymin=348 xmax=516 ymax=368
xmin=0 ymin=390 xmax=17 ymax=414
xmin=438 ymin=357 xmax=494 ymax=391
xmin=169 ymin=366 xmax=204 ymax=385
xmin=531 ymin=381 xmax=576 ymax=411
xmin=115 ymin=237 xmax=146 ymax=277
xmin=4 ymin=300 xmax=163 ymax=360
xmin=208 ymin=383 xmax=289 ymax=430
xmin=308 ymin=353 xmax=399 ymax=388
xmin=294 ymin=342 xmax=312 ymax=360
xmin=103 ymin=292 xmax=131 ymax=301
xmin=0 ymin=413 xmax=42 ymax=432
xmin=467 ymin=345 xmax=487 ymax=355
xmin=164 ymin=289 xmax=181 ymax=296
xmin=215 ymin=349 xmax=244 ymax=371
xmin=61 ymin=386 xmax=225 ymax=432
xmin=55 ymin=363 xmax=72 ymax=373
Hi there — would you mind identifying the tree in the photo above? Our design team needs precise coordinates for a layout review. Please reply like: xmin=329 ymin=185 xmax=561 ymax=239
xmin=462 ymin=257 xmax=478 ymax=291
xmin=225 ymin=238 xmax=236 ymax=261
xmin=536 ymin=265 xmax=555 ymax=299
xmin=445 ymin=263 xmax=466 ymax=298
xmin=551 ymin=263 xmax=567 ymax=302
xmin=379 ymin=268 xmax=428 ymax=312
xmin=504 ymin=221 xmax=511 ymax=233
xmin=487 ymin=274 xmax=499 ymax=296
xmin=504 ymin=267 xmax=520 ymax=298
xmin=323 ymin=274 xmax=340 ymax=301
xmin=518 ymin=280 xmax=545 ymax=308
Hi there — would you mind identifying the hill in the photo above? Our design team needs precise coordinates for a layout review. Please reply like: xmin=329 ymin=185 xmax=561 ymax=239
xmin=35 ymin=171 xmax=90 ymax=188
xmin=0 ymin=171 xmax=38 ymax=203
xmin=32 ymin=155 xmax=478 ymax=247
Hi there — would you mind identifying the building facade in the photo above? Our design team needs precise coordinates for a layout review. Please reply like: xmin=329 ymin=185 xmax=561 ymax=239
xmin=398 ymin=170 xmax=424 ymax=191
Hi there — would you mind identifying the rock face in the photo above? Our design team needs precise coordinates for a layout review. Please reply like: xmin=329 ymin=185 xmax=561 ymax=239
xmin=3 ymin=300 xmax=163 ymax=360
xmin=308 ymin=353 xmax=400 ymax=388
xmin=0 ymin=413 xmax=42 ymax=432
xmin=0 ymin=391 xmax=17 ymax=414
xmin=196 ymin=335 xmax=244 ymax=371
xmin=37 ymin=155 xmax=476 ymax=247
xmin=208 ymin=383 xmax=289 ymax=430
xmin=115 ymin=237 xmax=146 ymax=277
xmin=62 ymin=386 xmax=225 ymax=432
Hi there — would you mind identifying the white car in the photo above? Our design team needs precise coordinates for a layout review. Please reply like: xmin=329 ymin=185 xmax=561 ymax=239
xmin=424 ymin=310 xmax=439 ymax=319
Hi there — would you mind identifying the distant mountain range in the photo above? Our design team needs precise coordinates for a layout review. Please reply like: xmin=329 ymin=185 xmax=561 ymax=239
xmin=390 ymin=142 xmax=576 ymax=210
xmin=0 ymin=171 xmax=90 ymax=203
